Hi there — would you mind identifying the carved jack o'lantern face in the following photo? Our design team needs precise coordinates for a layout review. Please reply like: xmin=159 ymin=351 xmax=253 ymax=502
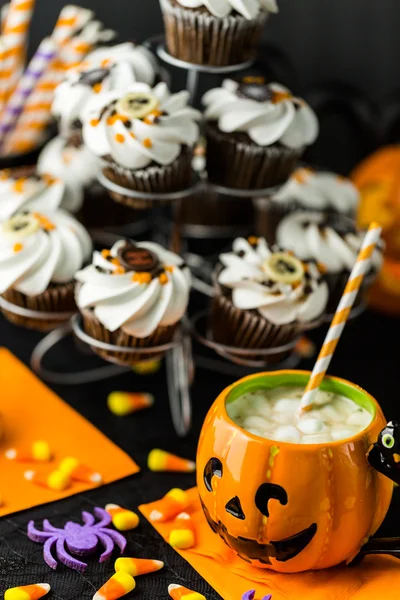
xmin=197 ymin=371 xmax=393 ymax=573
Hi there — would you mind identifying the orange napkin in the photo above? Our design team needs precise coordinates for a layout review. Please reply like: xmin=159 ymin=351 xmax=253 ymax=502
xmin=0 ymin=348 xmax=139 ymax=516
xmin=140 ymin=488 xmax=400 ymax=600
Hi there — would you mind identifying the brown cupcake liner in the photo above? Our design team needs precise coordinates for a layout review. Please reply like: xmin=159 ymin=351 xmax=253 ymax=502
xmin=80 ymin=181 xmax=141 ymax=230
xmin=181 ymin=185 xmax=255 ymax=229
xmin=205 ymin=123 xmax=303 ymax=189
xmin=79 ymin=307 xmax=179 ymax=366
xmin=160 ymin=0 xmax=267 ymax=66
xmin=101 ymin=147 xmax=193 ymax=210
xmin=1 ymin=282 xmax=76 ymax=332
xmin=325 ymin=270 xmax=377 ymax=314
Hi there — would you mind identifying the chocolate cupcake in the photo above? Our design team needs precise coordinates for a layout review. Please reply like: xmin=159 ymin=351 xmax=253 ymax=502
xmin=211 ymin=236 xmax=328 ymax=355
xmin=203 ymin=77 xmax=319 ymax=189
xmin=82 ymin=82 xmax=201 ymax=208
xmin=75 ymin=240 xmax=191 ymax=366
xmin=276 ymin=211 xmax=384 ymax=313
xmin=0 ymin=210 xmax=92 ymax=331
xmin=0 ymin=167 xmax=83 ymax=220
xmin=254 ymin=167 xmax=360 ymax=244
xmin=160 ymin=0 xmax=278 ymax=66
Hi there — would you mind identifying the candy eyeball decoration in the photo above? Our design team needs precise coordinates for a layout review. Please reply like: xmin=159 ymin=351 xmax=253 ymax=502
xmin=116 ymin=91 xmax=160 ymax=120
xmin=2 ymin=213 xmax=40 ymax=239
xmin=368 ymin=420 xmax=400 ymax=484
xmin=261 ymin=252 xmax=305 ymax=285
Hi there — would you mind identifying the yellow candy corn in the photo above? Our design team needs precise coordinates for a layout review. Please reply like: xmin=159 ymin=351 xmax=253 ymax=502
xmin=169 ymin=512 xmax=195 ymax=549
xmin=93 ymin=572 xmax=135 ymax=600
xmin=168 ymin=584 xmax=206 ymax=600
xmin=149 ymin=488 xmax=191 ymax=523
xmin=132 ymin=360 xmax=161 ymax=375
xmin=107 ymin=392 xmax=154 ymax=416
xmin=5 ymin=441 xmax=52 ymax=462
xmin=148 ymin=449 xmax=195 ymax=473
xmin=114 ymin=557 xmax=164 ymax=576
xmin=59 ymin=457 xmax=103 ymax=485
xmin=5 ymin=583 xmax=50 ymax=600
xmin=105 ymin=504 xmax=139 ymax=531
xmin=24 ymin=470 xmax=70 ymax=492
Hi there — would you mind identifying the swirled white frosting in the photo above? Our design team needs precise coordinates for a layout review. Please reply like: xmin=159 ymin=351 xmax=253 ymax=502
xmin=82 ymin=82 xmax=201 ymax=170
xmin=0 ymin=211 xmax=92 ymax=296
xmin=53 ymin=43 xmax=159 ymax=137
xmin=174 ymin=0 xmax=278 ymax=19
xmin=0 ymin=169 xmax=83 ymax=220
xmin=75 ymin=241 xmax=191 ymax=338
xmin=277 ymin=212 xmax=384 ymax=274
xmin=218 ymin=237 xmax=328 ymax=325
xmin=203 ymin=79 xmax=319 ymax=148
xmin=271 ymin=168 xmax=360 ymax=214
xmin=38 ymin=136 xmax=101 ymax=190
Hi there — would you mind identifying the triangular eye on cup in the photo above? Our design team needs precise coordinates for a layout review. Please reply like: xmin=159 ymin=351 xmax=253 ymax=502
xmin=203 ymin=457 xmax=222 ymax=492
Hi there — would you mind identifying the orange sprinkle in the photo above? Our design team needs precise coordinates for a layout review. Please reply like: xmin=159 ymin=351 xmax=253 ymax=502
xmin=159 ymin=273 xmax=168 ymax=285
xmin=293 ymin=167 xmax=313 ymax=184
xmin=107 ymin=113 xmax=129 ymax=126
xmin=0 ymin=170 xmax=10 ymax=179
xmin=113 ymin=266 xmax=126 ymax=275
xmin=42 ymin=174 xmax=57 ymax=186
xmin=13 ymin=178 xmax=26 ymax=194
xmin=101 ymin=58 xmax=111 ymax=67
xmin=272 ymin=90 xmax=292 ymax=104
xmin=143 ymin=138 xmax=153 ymax=148
xmin=132 ymin=272 xmax=152 ymax=284
xmin=13 ymin=243 xmax=23 ymax=253
xmin=165 ymin=266 xmax=175 ymax=272
xmin=143 ymin=109 xmax=162 ymax=125
xmin=90 ymin=118 xmax=100 ymax=127
xmin=129 ymin=132 xmax=136 ymax=139
xmin=115 ymin=133 xmax=125 ymax=144
xmin=110 ymin=258 xmax=121 ymax=266
xmin=101 ymin=249 xmax=111 ymax=259
xmin=317 ymin=262 xmax=328 ymax=275
xmin=93 ymin=83 xmax=102 ymax=93
xmin=248 ymin=236 xmax=259 ymax=245
xmin=243 ymin=75 xmax=265 ymax=84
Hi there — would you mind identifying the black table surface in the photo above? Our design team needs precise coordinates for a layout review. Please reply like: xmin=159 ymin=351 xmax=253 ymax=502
xmin=1 ymin=304 xmax=400 ymax=600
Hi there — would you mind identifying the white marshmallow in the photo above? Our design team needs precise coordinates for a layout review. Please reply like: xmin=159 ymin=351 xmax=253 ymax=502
xmin=331 ymin=427 xmax=358 ymax=441
xmin=243 ymin=416 xmax=272 ymax=431
xmin=346 ymin=410 xmax=372 ymax=429
xmin=297 ymin=417 xmax=327 ymax=435
xmin=269 ymin=425 xmax=301 ymax=443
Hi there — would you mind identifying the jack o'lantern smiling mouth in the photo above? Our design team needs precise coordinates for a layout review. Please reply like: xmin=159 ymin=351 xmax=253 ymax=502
xmin=200 ymin=499 xmax=317 ymax=564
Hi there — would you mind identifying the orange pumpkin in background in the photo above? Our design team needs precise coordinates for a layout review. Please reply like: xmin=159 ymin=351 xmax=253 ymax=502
xmin=197 ymin=371 xmax=394 ymax=573
xmin=351 ymin=146 xmax=400 ymax=315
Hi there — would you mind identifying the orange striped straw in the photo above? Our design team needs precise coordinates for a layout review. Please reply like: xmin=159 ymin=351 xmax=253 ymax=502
xmin=300 ymin=221 xmax=382 ymax=413
xmin=51 ymin=4 xmax=93 ymax=45
xmin=1 ymin=3 xmax=10 ymax=33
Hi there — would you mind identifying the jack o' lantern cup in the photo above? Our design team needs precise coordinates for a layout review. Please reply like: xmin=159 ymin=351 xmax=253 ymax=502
xmin=197 ymin=370 xmax=394 ymax=573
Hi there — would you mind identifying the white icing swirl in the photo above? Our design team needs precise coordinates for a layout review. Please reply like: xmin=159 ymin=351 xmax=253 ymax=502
xmin=38 ymin=136 xmax=101 ymax=190
xmin=218 ymin=237 xmax=328 ymax=325
xmin=0 ymin=169 xmax=83 ymax=220
xmin=174 ymin=0 xmax=278 ymax=19
xmin=52 ymin=43 xmax=159 ymax=137
xmin=82 ymin=82 xmax=201 ymax=170
xmin=276 ymin=211 xmax=384 ymax=274
xmin=271 ymin=168 xmax=360 ymax=214
xmin=0 ymin=211 xmax=92 ymax=296
xmin=75 ymin=241 xmax=191 ymax=338
xmin=203 ymin=79 xmax=319 ymax=148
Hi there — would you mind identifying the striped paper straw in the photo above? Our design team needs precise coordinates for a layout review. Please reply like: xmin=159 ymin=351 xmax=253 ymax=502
xmin=2 ymin=0 xmax=36 ymax=101
xmin=0 ymin=37 xmax=57 ymax=151
xmin=300 ymin=222 xmax=382 ymax=413
xmin=1 ymin=3 xmax=10 ymax=33
xmin=51 ymin=4 xmax=93 ymax=45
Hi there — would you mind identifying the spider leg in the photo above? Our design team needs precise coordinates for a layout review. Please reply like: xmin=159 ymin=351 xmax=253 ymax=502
xmin=93 ymin=507 xmax=111 ymax=528
xmin=56 ymin=537 xmax=88 ymax=573
xmin=27 ymin=521 xmax=54 ymax=542
xmin=96 ymin=531 xmax=115 ymax=563
xmin=98 ymin=527 xmax=127 ymax=553
xmin=43 ymin=519 xmax=65 ymax=533
xmin=43 ymin=537 xmax=59 ymax=570
xmin=81 ymin=511 xmax=95 ymax=527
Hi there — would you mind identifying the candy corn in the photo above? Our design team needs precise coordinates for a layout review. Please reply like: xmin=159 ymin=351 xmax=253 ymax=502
xmin=132 ymin=360 xmax=161 ymax=375
xmin=5 ymin=440 xmax=52 ymax=462
xmin=59 ymin=457 xmax=103 ymax=485
xmin=114 ymin=557 xmax=164 ymax=577
xmin=168 ymin=584 xmax=206 ymax=600
xmin=93 ymin=572 xmax=135 ymax=600
xmin=169 ymin=512 xmax=195 ymax=549
xmin=105 ymin=504 xmax=139 ymax=531
xmin=107 ymin=392 xmax=154 ymax=417
xmin=148 ymin=449 xmax=195 ymax=473
xmin=24 ymin=469 xmax=70 ymax=491
xmin=5 ymin=583 xmax=50 ymax=600
xmin=149 ymin=488 xmax=191 ymax=523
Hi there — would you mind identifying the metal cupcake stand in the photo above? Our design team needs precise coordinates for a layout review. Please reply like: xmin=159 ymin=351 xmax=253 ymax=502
xmin=12 ymin=38 xmax=341 ymax=436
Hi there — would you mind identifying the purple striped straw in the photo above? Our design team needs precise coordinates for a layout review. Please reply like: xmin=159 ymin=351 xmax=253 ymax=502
xmin=0 ymin=37 xmax=57 ymax=151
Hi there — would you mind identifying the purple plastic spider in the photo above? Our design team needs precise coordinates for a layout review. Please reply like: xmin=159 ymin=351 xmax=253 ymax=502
xmin=27 ymin=507 xmax=127 ymax=572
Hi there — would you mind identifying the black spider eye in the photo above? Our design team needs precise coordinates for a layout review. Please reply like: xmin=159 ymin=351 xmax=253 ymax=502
xmin=204 ymin=457 xmax=223 ymax=492
xmin=255 ymin=483 xmax=288 ymax=517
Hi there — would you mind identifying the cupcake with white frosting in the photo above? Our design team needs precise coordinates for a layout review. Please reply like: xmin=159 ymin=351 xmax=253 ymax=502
xmin=254 ymin=167 xmax=360 ymax=243
xmin=0 ymin=167 xmax=83 ymax=220
xmin=52 ymin=43 xmax=159 ymax=142
xmin=211 ymin=236 xmax=328 ymax=354
xmin=0 ymin=210 xmax=92 ymax=331
xmin=277 ymin=211 xmax=384 ymax=312
xmin=75 ymin=240 xmax=191 ymax=365
xmin=82 ymin=82 xmax=201 ymax=208
xmin=160 ymin=0 xmax=278 ymax=66
xmin=203 ymin=77 xmax=319 ymax=189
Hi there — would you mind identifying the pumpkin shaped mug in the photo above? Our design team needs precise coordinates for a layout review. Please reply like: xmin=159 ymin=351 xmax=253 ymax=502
xmin=197 ymin=370 xmax=400 ymax=573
